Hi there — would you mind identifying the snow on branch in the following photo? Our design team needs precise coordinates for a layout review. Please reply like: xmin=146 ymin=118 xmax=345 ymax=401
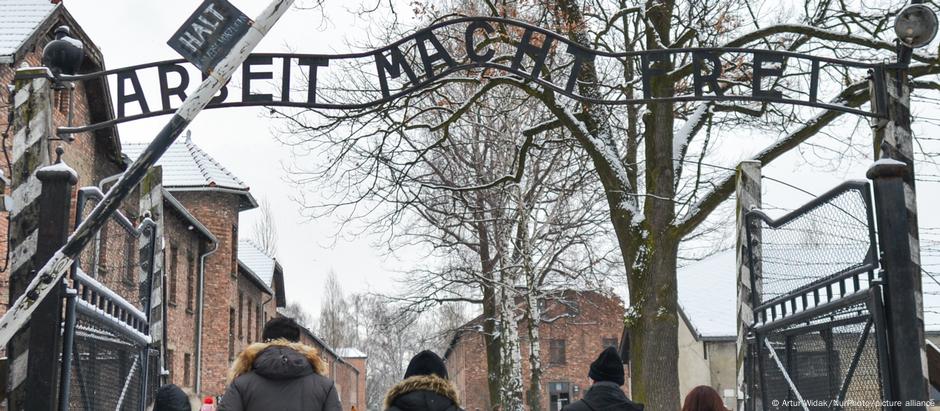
xmin=673 ymin=79 xmax=872 ymax=237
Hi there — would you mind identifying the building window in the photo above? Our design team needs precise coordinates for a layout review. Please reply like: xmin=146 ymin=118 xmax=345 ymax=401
xmin=257 ymin=305 xmax=262 ymax=339
xmin=549 ymin=339 xmax=566 ymax=365
xmin=166 ymin=349 xmax=174 ymax=382
xmin=247 ymin=300 xmax=253 ymax=343
xmin=186 ymin=250 xmax=196 ymax=312
xmin=183 ymin=353 xmax=192 ymax=386
xmin=231 ymin=224 xmax=238 ymax=275
xmin=238 ymin=291 xmax=244 ymax=340
xmin=123 ymin=236 xmax=136 ymax=284
xmin=98 ymin=224 xmax=111 ymax=277
xmin=602 ymin=338 xmax=618 ymax=349
xmin=229 ymin=307 xmax=236 ymax=362
xmin=168 ymin=246 xmax=178 ymax=305
xmin=548 ymin=382 xmax=571 ymax=411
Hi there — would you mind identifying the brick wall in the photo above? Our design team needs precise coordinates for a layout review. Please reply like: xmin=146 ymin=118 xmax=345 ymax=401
xmin=234 ymin=266 xmax=272 ymax=354
xmin=296 ymin=329 xmax=367 ymax=410
xmin=346 ymin=356 xmax=367 ymax=409
xmin=0 ymin=20 xmax=115 ymax=318
xmin=446 ymin=291 xmax=627 ymax=411
xmin=171 ymin=191 xmax=241 ymax=396
xmin=163 ymin=205 xmax=210 ymax=392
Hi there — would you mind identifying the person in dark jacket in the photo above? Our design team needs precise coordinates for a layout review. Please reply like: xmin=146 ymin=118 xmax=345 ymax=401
xmin=218 ymin=317 xmax=341 ymax=411
xmin=562 ymin=347 xmax=643 ymax=411
xmin=384 ymin=350 xmax=463 ymax=411
xmin=151 ymin=384 xmax=193 ymax=411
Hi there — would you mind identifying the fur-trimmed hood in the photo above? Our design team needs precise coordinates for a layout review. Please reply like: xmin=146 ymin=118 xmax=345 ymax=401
xmin=384 ymin=375 xmax=461 ymax=409
xmin=228 ymin=339 xmax=327 ymax=382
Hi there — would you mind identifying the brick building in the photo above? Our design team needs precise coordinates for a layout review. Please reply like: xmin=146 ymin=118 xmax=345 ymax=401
xmin=0 ymin=0 xmax=119 ymax=318
xmin=445 ymin=291 xmax=627 ymax=411
xmin=124 ymin=134 xmax=265 ymax=395
xmin=0 ymin=0 xmax=367 ymax=407
xmin=296 ymin=328 xmax=368 ymax=410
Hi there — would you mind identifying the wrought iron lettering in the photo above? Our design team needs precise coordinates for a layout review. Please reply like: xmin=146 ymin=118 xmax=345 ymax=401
xmin=57 ymin=16 xmax=890 ymax=134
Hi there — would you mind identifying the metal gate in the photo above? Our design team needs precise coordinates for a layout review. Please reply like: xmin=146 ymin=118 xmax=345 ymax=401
xmin=57 ymin=187 xmax=159 ymax=411
xmin=744 ymin=181 xmax=890 ymax=410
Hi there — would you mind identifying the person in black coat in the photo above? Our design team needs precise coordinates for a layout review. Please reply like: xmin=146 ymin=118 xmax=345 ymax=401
xmin=563 ymin=347 xmax=644 ymax=411
xmin=151 ymin=384 xmax=193 ymax=411
xmin=384 ymin=350 xmax=464 ymax=411
xmin=218 ymin=317 xmax=341 ymax=411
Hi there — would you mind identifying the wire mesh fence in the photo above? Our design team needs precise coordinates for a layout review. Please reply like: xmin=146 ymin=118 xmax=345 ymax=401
xmin=748 ymin=180 xmax=877 ymax=307
xmin=745 ymin=181 xmax=887 ymax=410
xmin=753 ymin=299 xmax=886 ymax=410
xmin=57 ymin=188 xmax=158 ymax=411
xmin=65 ymin=315 xmax=152 ymax=410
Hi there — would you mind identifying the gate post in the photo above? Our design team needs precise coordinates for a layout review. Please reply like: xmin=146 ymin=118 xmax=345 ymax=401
xmin=6 ymin=67 xmax=66 ymax=410
xmin=868 ymin=62 xmax=929 ymax=408
xmin=868 ymin=159 xmax=928 ymax=409
xmin=735 ymin=160 xmax=761 ymax=411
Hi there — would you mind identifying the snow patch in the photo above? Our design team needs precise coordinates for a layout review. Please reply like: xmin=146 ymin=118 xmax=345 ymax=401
xmin=561 ymin=107 xmax=644 ymax=225
xmin=39 ymin=161 xmax=78 ymax=180
xmin=674 ymin=104 xmax=709 ymax=172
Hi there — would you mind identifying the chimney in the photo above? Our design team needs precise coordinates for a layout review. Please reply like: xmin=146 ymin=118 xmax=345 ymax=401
xmin=51 ymin=0 xmax=62 ymax=4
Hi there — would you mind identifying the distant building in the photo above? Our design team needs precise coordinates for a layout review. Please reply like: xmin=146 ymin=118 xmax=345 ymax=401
xmin=445 ymin=291 xmax=627 ymax=411
xmin=675 ymin=250 xmax=737 ymax=408
xmin=295 ymin=323 xmax=368 ymax=410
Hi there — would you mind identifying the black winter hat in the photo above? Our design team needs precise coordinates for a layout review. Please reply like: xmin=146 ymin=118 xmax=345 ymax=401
xmin=153 ymin=384 xmax=191 ymax=411
xmin=589 ymin=346 xmax=625 ymax=386
xmin=404 ymin=350 xmax=448 ymax=380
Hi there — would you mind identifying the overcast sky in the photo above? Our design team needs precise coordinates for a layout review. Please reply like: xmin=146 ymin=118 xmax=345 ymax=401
xmin=61 ymin=0 xmax=940 ymax=322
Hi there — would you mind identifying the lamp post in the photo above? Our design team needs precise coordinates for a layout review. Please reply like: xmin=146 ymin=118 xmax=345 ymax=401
xmin=869 ymin=3 xmax=937 ymax=409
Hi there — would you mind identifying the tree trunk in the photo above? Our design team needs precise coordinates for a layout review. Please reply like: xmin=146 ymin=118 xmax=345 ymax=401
xmin=476 ymin=208 xmax=503 ymax=410
xmin=496 ymin=283 xmax=525 ymax=410
xmin=631 ymin=0 xmax=680 ymax=406
xmin=628 ymin=237 xmax=680 ymax=410
xmin=495 ymin=206 xmax=524 ymax=411
xmin=524 ymin=287 xmax=543 ymax=411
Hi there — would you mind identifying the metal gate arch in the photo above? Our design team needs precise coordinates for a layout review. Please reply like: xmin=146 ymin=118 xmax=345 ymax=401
xmin=0 ymin=1 xmax=933 ymax=409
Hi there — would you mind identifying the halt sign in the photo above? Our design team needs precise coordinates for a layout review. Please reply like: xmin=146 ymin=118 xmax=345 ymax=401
xmin=167 ymin=0 xmax=251 ymax=73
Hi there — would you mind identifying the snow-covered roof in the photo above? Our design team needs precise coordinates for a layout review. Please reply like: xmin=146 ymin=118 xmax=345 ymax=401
xmin=336 ymin=347 xmax=367 ymax=359
xmin=122 ymin=132 xmax=257 ymax=210
xmin=238 ymin=239 xmax=277 ymax=287
xmin=0 ymin=0 xmax=58 ymax=62
xmin=677 ymin=249 xmax=737 ymax=340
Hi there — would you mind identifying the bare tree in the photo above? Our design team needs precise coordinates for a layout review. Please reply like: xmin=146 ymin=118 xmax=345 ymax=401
xmin=251 ymin=197 xmax=279 ymax=257
xmin=271 ymin=0 xmax=940 ymax=408
xmin=318 ymin=271 xmax=353 ymax=348
xmin=280 ymin=301 xmax=313 ymax=329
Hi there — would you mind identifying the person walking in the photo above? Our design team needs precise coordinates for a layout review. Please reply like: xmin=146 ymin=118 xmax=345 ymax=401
xmin=218 ymin=317 xmax=341 ymax=411
xmin=150 ymin=384 xmax=193 ymax=411
xmin=384 ymin=350 xmax=463 ymax=411
xmin=681 ymin=386 xmax=729 ymax=411
xmin=562 ymin=347 xmax=643 ymax=411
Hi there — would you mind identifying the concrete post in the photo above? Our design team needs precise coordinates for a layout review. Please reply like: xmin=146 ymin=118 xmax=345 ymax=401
xmin=6 ymin=67 xmax=61 ymax=410
xmin=869 ymin=65 xmax=928 ymax=408
xmin=735 ymin=160 xmax=760 ymax=411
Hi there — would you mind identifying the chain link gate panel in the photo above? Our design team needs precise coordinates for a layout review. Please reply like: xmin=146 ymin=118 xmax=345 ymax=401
xmin=59 ymin=187 xmax=158 ymax=411
xmin=744 ymin=181 xmax=890 ymax=410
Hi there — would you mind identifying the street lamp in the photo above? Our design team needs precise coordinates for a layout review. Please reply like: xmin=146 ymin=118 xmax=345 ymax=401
xmin=895 ymin=4 xmax=938 ymax=48
xmin=41 ymin=26 xmax=84 ymax=76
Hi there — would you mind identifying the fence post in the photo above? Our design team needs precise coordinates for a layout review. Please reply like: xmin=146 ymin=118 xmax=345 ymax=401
xmin=869 ymin=61 xmax=929 ymax=407
xmin=6 ymin=67 xmax=73 ymax=410
xmin=868 ymin=159 xmax=928 ymax=408
xmin=735 ymin=160 xmax=761 ymax=411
